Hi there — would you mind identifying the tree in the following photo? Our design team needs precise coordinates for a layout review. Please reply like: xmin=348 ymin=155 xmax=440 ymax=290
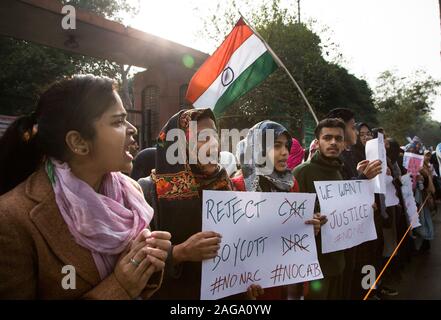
xmin=197 ymin=0 xmax=378 ymax=142
xmin=412 ymin=116 xmax=441 ymax=148
xmin=374 ymin=70 xmax=441 ymax=146
xmin=0 ymin=0 xmax=139 ymax=116
xmin=61 ymin=0 xmax=139 ymax=22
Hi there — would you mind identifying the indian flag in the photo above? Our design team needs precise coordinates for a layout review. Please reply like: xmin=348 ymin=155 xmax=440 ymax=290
xmin=186 ymin=18 xmax=278 ymax=116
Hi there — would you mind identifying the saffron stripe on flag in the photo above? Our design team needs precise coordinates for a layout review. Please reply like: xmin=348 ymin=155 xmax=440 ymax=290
xmin=192 ymin=34 xmax=268 ymax=109
xmin=186 ymin=19 xmax=253 ymax=103
xmin=213 ymin=51 xmax=277 ymax=116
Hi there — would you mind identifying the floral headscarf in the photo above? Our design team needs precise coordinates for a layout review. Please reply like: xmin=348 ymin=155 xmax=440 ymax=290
xmin=152 ymin=108 xmax=231 ymax=200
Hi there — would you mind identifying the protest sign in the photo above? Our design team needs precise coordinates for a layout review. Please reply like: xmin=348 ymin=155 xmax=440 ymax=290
xmin=201 ymin=190 xmax=322 ymax=300
xmin=403 ymin=152 xmax=424 ymax=171
xmin=365 ymin=133 xmax=387 ymax=194
xmin=385 ymin=175 xmax=400 ymax=207
xmin=400 ymin=174 xmax=421 ymax=229
xmin=314 ymin=180 xmax=377 ymax=254
xmin=403 ymin=152 xmax=424 ymax=189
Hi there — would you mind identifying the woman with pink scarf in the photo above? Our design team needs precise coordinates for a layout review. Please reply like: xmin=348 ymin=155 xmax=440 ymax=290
xmin=0 ymin=75 xmax=171 ymax=299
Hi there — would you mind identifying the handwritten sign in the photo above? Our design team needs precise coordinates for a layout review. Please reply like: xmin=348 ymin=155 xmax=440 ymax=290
xmin=314 ymin=180 xmax=377 ymax=254
xmin=365 ymin=133 xmax=387 ymax=194
xmin=400 ymin=174 xmax=421 ymax=229
xmin=201 ymin=190 xmax=322 ymax=300
xmin=385 ymin=175 xmax=400 ymax=207
xmin=403 ymin=152 xmax=424 ymax=189
xmin=403 ymin=152 xmax=424 ymax=171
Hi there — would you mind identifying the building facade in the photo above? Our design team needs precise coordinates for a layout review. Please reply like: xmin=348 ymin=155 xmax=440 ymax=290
xmin=131 ymin=60 xmax=207 ymax=147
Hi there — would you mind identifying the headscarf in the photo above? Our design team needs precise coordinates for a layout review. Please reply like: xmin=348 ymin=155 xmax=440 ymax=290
xmin=152 ymin=108 xmax=231 ymax=202
xmin=404 ymin=142 xmax=418 ymax=153
xmin=423 ymin=149 xmax=432 ymax=167
xmin=150 ymin=108 xmax=231 ymax=299
xmin=220 ymin=151 xmax=238 ymax=177
xmin=241 ymin=120 xmax=294 ymax=192
xmin=130 ymin=147 xmax=156 ymax=181
xmin=236 ymin=138 xmax=246 ymax=166
xmin=287 ymin=138 xmax=304 ymax=170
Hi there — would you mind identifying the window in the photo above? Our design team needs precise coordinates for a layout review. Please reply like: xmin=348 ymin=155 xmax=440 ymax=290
xmin=142 ymin=85 xmax=160 ymax=141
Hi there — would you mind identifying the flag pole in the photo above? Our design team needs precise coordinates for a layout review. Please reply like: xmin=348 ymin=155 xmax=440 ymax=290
xmin=238 ymin=12 xmax=319 ymax=124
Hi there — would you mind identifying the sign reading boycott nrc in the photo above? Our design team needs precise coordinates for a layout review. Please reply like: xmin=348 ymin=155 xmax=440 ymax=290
xmin=314 ymin=180 xmax=377 ymax=254
xmin=201 ymin=190 xmax=323 ymax=300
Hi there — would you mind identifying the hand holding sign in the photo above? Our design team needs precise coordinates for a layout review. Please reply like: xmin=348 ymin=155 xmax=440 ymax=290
xmin=247 ymin=284 xmax=265 ymax=300
xmin=174 ymin=231 xmax=222 ymax=263
xmin=305 ymin=213 xmax=327 ymax=236
xmin=201 ymin=190 xmax=322 ymax=300
xmin=357 ymin=159 xmax=383 ymax=179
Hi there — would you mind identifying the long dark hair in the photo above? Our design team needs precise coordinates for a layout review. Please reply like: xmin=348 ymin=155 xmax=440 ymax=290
xmin=0 ymin=75 xmax=118 ymax=195
xmin=353 ymin=122 xmax=371 ymax=162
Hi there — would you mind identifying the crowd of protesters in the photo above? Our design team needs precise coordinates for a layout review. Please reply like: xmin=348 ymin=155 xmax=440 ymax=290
xmin=0 ymin=75 xmax=439 ymax=300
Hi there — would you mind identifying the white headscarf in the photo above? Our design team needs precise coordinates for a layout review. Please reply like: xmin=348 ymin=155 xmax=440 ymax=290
xmin=220 ymin=151 xmax=238 ymax=177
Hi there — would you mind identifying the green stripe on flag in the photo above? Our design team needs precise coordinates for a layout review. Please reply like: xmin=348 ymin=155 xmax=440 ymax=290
xmin=213 ymin=51 xmax=277 ymax=116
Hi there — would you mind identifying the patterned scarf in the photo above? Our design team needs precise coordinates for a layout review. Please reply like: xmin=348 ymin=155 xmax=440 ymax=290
xmin=152 ymin=108 xmax=231 ymax=199
xmin=149 ymin=108 xmax=231 ymax=299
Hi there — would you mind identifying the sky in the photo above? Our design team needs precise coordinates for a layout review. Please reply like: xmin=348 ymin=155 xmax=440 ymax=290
xmin=123 ymin=0 xmax=441 ymax=121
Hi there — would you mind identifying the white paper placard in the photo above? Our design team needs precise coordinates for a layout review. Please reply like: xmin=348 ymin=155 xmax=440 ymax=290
xmin=201 ymin=190 xmax=322 ymax=300
xmin=314 ymin=180 xmax=377 ymax=254
xmin=365 ymin=133 xmax=387 ymax=194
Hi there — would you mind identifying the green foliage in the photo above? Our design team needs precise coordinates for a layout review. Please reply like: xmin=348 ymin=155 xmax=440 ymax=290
xmin=62 ymin=0 xmax=139 ymax=21
xmin=412 ymin=117 xmax=441 ymax=148
xmin=0 ymin=0 xmax=137 ymax=116
xmin=374 ymin=70 xmax=441 ymax=146
xmin=197 ymin=0 xmax=378 ymax=142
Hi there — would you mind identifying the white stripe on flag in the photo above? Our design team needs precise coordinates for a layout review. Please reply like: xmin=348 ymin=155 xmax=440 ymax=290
xmin=193 ymin=34 xmax=268 ymax=109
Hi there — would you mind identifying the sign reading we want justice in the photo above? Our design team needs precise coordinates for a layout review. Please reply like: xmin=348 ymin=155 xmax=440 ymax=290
xmin=201 ymin=190 xmax=323 ymax=300
xmin=314 ymin=180 xmax=377 ymax=254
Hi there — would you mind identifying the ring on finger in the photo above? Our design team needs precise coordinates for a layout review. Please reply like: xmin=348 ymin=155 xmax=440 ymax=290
xmin=130 ymin=257 xmax=141 ymax=267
